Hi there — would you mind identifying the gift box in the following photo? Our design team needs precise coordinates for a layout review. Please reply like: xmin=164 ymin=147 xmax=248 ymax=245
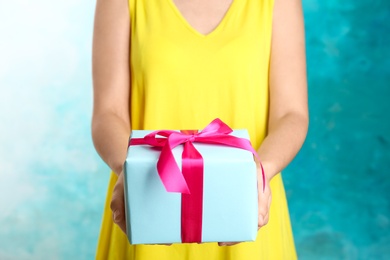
xmin=124 ymin=119 xmax=259 ymax=244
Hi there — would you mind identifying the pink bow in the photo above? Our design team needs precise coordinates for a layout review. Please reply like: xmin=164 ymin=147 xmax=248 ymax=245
xmin=129 ymin=118 xmax=264 ymax=194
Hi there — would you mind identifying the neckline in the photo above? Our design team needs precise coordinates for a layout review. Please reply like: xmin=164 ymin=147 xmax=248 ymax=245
xmin=168 ymin=0 xmax=237 ymax=38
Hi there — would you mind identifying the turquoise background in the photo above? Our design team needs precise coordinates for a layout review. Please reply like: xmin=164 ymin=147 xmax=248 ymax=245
xmin=0 ymin=0 xmax=389 ymax=259
xmin=284 ymin=0 xmax=390 ymax=259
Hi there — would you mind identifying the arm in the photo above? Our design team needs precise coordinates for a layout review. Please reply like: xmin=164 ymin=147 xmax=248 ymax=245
xmin=259 ymin=0 xmax=308 ymax=181
xmin=91 ymin=0 xmax=131 ymax=176
xmin=91 ymin=0 xmax=130 ymax=233
xmin=255 ymin=0 xmax=308 ymax=236
xmin=220 ymin=0 xmax=308 ymax=246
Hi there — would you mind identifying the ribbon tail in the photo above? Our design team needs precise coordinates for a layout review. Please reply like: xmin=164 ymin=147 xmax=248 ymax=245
xmin=259 ymin=159 xmax=265 ymax=192
xmin=181 ymin=141 xmax=204 ymax=243
xmin=157 ymin=141 xmax=190 ymax=194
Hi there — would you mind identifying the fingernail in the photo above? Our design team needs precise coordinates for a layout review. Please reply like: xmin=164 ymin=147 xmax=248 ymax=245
xmin=113 ymin=210 xmax=120 ymax=222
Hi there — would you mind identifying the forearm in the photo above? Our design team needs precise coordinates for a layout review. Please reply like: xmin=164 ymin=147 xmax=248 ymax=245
xmin=92 ymin=112 xmax=130 ymax=175
xmin=261 ymin=0 xmax=308 ymax=181
xmin=257 ymin=112 xmax=308 ymax=181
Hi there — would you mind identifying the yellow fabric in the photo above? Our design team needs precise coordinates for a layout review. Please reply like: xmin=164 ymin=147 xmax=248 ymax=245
xmin=97 ymin=0 xmax=297 ymax=259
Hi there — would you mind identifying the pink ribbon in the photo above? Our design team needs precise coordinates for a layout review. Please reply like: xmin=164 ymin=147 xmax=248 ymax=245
xmin=179 ymin=130 xmax=204 ymax=243
xmin=129 ymin=118 xmax=264 ymax=193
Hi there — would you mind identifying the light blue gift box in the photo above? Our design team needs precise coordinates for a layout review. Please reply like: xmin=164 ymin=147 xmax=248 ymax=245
xmin=124 ymin=129 xmax=258 ymax=244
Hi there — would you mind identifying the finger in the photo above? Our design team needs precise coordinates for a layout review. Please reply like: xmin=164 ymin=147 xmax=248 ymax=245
xmin=267 ymin=191 xmax=272 ymax=208
xmin=258 ymin=199 xmax=268 ymax=227
xmin=258 ymin=178 xmax=272 ymax=229
xmin=263 ymin=211 xmax=269 ymax=225
xmin=258 ymin=213 xmax=265 ymax=228
xmin=218 ymin=242 xmax=240 ymax=246
xmin=264 ymin=188 xmax=271 ymax=225
xmin=110 ymin=173 xmax=127 ymax=234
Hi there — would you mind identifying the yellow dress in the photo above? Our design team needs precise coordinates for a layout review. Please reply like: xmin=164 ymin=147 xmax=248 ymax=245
xmin=96 ymin=0 xmax=297 ymax=259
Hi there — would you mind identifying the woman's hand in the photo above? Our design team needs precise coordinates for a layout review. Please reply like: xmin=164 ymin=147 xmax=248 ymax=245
xmin=110 ymin=171 xmax=127 ymax=234
xmin=219 ymin=163 xmax=272 ymax=246
xmin=257 ymin=166 xmax=272 ymax=230
xmin=110 ymin=172 xmax=172 ymax=246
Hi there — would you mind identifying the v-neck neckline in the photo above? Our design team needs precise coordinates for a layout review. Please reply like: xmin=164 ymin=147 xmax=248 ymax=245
xmin=168 ymin=0 xmax=237 ymax=38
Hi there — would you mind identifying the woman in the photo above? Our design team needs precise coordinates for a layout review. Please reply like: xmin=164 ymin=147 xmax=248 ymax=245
xmin=92 ymin=0 xmax=308 ymax=259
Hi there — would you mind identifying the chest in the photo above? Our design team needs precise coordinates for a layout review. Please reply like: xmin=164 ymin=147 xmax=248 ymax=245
xmin=172 ymin=0 xmax=234 ymax=36
xmin=129 ymin=0 xmax=272 ymax=79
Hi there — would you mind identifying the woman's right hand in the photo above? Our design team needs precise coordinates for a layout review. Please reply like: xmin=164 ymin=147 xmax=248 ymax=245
xmin=110 ymin=171 xmax=172 ymax=246
xmin=110 ymin=171 xmax=127 ymax=234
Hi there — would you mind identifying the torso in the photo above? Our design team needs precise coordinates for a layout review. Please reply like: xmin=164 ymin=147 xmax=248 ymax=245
xmin=128 ymin=0 xmax=274 ymax=147
xmin=98 ymin=1 xmax=298 ymax=257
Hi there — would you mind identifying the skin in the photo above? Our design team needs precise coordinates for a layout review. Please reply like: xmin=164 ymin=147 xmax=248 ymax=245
xmin=92 ymin=0 xmax=308 ymax=247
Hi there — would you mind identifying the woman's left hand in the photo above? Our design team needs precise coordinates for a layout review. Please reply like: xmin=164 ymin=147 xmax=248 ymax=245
xmin=218 ymin=163 xmax=272 ymax=246
xmin=257 ymin=163 xmax=272 ymax=230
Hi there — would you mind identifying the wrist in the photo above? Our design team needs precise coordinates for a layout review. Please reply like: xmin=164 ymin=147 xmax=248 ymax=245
xmin=257 ymin=160 xmax=277 ymax=182
xmin=111 ymin=161 xmax=124 ymax=176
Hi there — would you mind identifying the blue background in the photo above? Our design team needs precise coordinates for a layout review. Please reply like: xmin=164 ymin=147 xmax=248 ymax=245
xmin=0 ymin=0 xmax=389 ymax=259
